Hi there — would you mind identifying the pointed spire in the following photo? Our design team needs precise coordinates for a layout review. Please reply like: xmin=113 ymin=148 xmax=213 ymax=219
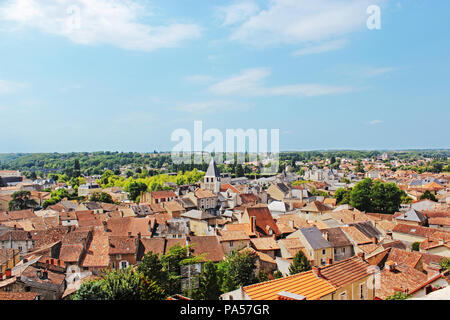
xmin=205 ymin=157 xmax=220 ymax=178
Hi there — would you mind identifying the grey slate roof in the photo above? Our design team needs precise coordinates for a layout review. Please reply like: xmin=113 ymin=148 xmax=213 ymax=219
xmin=299 ymin=226 xmax=332 ymax=250
xmin=349 ymin=221 xmax=381 ymax=239
xmin=395 ymin=208 xmax=426 ymax=223
xmin=205 ymin=158 xmax=220 ymax=178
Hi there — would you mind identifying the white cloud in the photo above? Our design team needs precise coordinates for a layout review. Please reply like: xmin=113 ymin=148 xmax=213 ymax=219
xmin=209 ymin=68 xmax=354 ymax=97
xmin=360 ymin=66 xmax=397 ymax=78
xmin=224 ymin=0 xmax=380 ymax=46
xmin=0 ymin=79 xmax=26 ymax=94
xmin=369 ymin=119 xmax=383 ymax=125
xmin=293 ymin=39 xmax=348 ymax=56
xmin=217 ymin=1 xmax=259 ymax=26
xmin=184 ymin=74 xmax=215 ymax=85
xmin=0 ymin=0 xmax=202 ymax=52
xmin=176 ymin=100 xmax=252 ymax=114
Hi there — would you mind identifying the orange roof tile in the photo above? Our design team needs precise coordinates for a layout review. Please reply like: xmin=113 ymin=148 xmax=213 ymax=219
xmin=243 ymin=270 xmax=336 ymax=300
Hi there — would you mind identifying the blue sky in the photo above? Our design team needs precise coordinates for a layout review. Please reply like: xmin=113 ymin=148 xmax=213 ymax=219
xmin=0 ymin=0 xmax=449 ymax=153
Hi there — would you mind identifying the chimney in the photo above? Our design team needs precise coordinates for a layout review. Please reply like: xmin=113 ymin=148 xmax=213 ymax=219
xmin=312 ymin=266 xmax=321 ymax=278
xmin=128 ymin=231 xmax=132 ymax=238
xmin=384 ymin=260 xmax=396 ymax=271
xmin=250 ymin=216 xmax=256 ymax=233
xmin=373 ymin=237 xmax=378 ymax=244
xmin=357 ymin=252 xmax=365 ymax=261
xmin=289 ymin=220 xmax=294 ymax=229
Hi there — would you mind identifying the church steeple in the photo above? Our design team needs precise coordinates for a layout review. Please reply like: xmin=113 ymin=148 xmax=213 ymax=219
xmin=203 ymin=157 xmax=220 ymax=193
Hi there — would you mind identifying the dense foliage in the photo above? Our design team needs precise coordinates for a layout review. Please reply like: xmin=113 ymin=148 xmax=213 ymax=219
xmin=350 ymin=178 xmax=404 ymax=214
xmin=288 ymin=250 xmax=312 ymax=275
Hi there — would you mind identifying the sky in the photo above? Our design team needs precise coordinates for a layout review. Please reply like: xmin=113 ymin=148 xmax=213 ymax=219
xmin=0 ymin=0 xmax=449 ymax=153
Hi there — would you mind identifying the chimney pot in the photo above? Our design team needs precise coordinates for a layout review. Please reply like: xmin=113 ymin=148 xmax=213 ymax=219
xmin=357 ymin=252 xmax=365 ymax=261
xmin=312 ymin=266 xmax=321 ymax=278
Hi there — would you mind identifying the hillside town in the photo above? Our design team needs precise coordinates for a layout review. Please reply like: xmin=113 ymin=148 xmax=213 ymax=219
xmin=0 ymin=153 xmax=449 ymax=301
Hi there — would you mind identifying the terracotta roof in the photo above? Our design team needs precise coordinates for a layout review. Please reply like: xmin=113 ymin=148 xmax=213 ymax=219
xmin=194 ymin=188 xmax=216 ymax=199
xmin=276 ymin=222 xmax=296 ymax=234
xmin=139 ymin=238 xmax=166 ymax=256
xmin=59 ymin=244 xmax=84 ymax=262
xmin=163 ymin=201 xmax=185 ymax=213
xmin=21 ymin=265 xmax=66 ymax=286
xmin=300 ymin=201 xmax=332 ymax=213
xmin=245 ymin=205 xmax=281 ymax=236
xmin=240 ymin=247 xmax=276 ymax=264
xmin=393 ymin=224 xmax=447 ymax=238
xmin=278 ymin=238 xmax=306 ymax=259
xmin=7 ymin=209 xmax=36 ymax=221
xmin=106 ymin=216 xmax=152 ymax=237
xmin=429 ymin=217 xmax=450 ymax=226
xmin=81 ymin=231 xmax=109 ymax=267
xmin=218 ymin=230 xmax=250 ymax=242
xmin=322 ymin=228 xmax=352 ymax=247
xmin=0 ymin=230 xmax=31 ymax=241
xmin=329 ymin=210 xmax=376 ymax=224
xmin=188 ymin=236 xmax=225 ymax=262
xmin=250 ymin=237 xmax=280 ymax=251
xmin=108 ymin=236 xmax=137 ymax=255
xmin=225 ymin=223 xmax=256 ymax=237
xmin=276 ymin=214 xmax=311 ymax=229
xmin=375 ymin=263 xmax=429 ymax=299
xmin=30 ymin=227 xmax=69 ymax=249
xmin=243 ymin=270 xmax=336 ymax=300
xmin=314 ymin=256 xmax=374 ymax=289
xmin=220 ymin=184 xmax=240 ymax=194
xmin=184 ymin=236 xmax=225 ymax=262
xmin=0 ymin=292 xmax=39 ymax=300
xmin=239 ymin=193 xmax=259 ymax=204
xmin=151 ymin=190 xmax=177 ymax=199
xmin=148 ymin=203 xmax=166 ymax=214
xmin=341 ymin=226 xmax=373 ymax=245
xmin=381 ymin=240 xmax=406 ymax=250
xmin=358 ymin=243 xmax=380 ymax=255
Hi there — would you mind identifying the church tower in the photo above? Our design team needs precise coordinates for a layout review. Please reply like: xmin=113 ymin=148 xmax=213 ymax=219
xmin=203 ymin=157 xmax=221 ymax=194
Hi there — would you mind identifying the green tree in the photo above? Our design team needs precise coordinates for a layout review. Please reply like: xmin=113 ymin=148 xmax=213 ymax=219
xmin=350 ymin=178 xmax=403 ymax=214
xmin=256 ymin=269 xmax=269 ymax=283
xmin=440 ymin=258 xmax=450 ymax=271
xmin=370 ymin=180 xmax=403 ymax=214
xmin=71 ymin=280 xmax=108 ymax=300
xmin=126 ymin=181 xmax=148 ymax=202
xmin=273 ymin=270 xmax=283 ymax=279
xmin=160 ymin=244 xmax=204 ymax=296
xmin=89 ymin=192 xmax=114 ymax=204
xmin=74 ymin=159 xmax=81 ymax=178
xmin=350 ymin=178 xmax=373 ymax=212
xmin=385 ymin=291 xmax=409 ymax=300
xmin=218 ymin=250 xmax=258 ymax=293
xmin=8 ymin=191 xmax=38 ymax=211
xmin=192 ymin=261 xmax=221 ymax=300
xmin=72 ymin=268 xmax=165 ymax=300
xmin=137 ymin=252 xmax=169 ymax=293
xmin=235 ymin=164 xmax=245 ymax=177
xmin=419 ymin=190 xmax=437 ymax=202
xmin=289 ymin=250 xmax=311 ymax=275
xmin=412 ymin=242 xmax=420 ymax=251
xmin=334 ymin=187 xmax=352 ymax=205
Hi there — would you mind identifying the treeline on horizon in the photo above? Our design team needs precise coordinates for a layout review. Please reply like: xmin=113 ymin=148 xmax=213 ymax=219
xmin=0 ymin=149 xmax=449 ymax=177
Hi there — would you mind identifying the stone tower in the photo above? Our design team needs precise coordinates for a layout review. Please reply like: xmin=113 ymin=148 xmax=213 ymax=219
xmin=203 ymin=157 xmax=221 ymax=194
